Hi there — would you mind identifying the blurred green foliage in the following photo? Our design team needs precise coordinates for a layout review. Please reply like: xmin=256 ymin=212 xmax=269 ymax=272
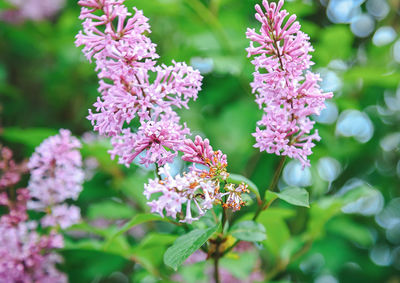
xmin=1 ymin=0 xmax=400 ymax=282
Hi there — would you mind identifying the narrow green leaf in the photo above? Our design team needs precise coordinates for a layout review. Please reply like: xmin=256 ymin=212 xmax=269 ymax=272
xmin=230 ymin=220 xmax=266 ymax=242
xmin=2 ymin=127 xmax=58 ymax=150
xmin=264 ymin=190 xmax=279 ymax=203
xmin=275 ymin=187 xmax=310 ymax=208
xmin=227 ymin=173 xmax=260 ymax=201
xmin=326 ymin=217 xmax=374 ymax=247
xmin=87 ymin=200 xmax=135 ymax=220
xmin=164 ymin=225 xmax=218 ymax=270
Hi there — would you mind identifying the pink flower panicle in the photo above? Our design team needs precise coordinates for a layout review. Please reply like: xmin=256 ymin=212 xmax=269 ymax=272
xmin=0 ymin=147 xmax=67 ymax=282
xmin=0 ymin=146 xmax=27 ymax=189
xmin=0 ymin=221 xmax=67 ymax=283
xmin=0 ymin=188 xmax=30 ymax=226
xmin=144 ymin=136 xmax=248 ymax=223
xmin=76 ymin=0 xmax=202 ymax=167
xmin=28 ymin=129 xmax=84 ymax=229
xmin=0 ymin=147 xmax=30 ymax=225
xmin=246 ymin=0 xmax=333 ymax=167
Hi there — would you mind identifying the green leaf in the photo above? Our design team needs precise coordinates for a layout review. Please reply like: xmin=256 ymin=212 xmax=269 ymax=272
xmin=257 ymin=208 xmax=293 ymax=258
xmin=264 ymin=190 xmax=279 ymax=203
xmin=326 ymin=217 xmax=374 ymax=247
xmin=227 ymin=173 xmax=260 ymax=201
xmin=258 ymin=207 xmax=295 ymax=220
xmin=87 ymin=200 xmax=135 ymax=220
xmin=164 ymin=225 xmax=218 ymax=270
xmin=275 ymin=187 xmax=310 ymax=208
xmin=131 ymin=233 xmax=178 ymax=276
xmin=106 ymin=214 xmax=168 ymax=246
xmin=0 ymin=0 xmax=14 ymax=9
xmin=2 ymin=127 xmax=58 ymax=150
xmin=230 ymin=220 xmax=266 ymax=242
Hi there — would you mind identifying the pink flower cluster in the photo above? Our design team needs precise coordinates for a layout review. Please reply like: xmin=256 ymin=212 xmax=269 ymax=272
xmin=76 ymin=0 xmax=202 ymax=167
xmin=1 ymin=0 xmax=65 ymax=22
xmin=246 ymin=0 xmax=333 ymax=167
xmin=0 ymin=146 xmax=67 ymax=282
xmin=144 ymin=136 xmax=249 ymax=223
xmin=28 ymin=129 xmax=84 ymax=229
xmin=0 ymin=223 xmax=66 ymax=283
xmin=0 ymin=146 xmax=29 ymax=225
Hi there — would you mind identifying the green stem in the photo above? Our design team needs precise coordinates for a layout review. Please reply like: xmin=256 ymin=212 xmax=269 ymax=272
xmin=268 ymin=155 xmax=287 ymax=193
xmin=214 ymin=255 xmax=220 ymax=283
xmin=221 ymin=156 xmax=287 ymax=257
xmin=154 ymin=163 xmax=161 ymax=179
xmin=221 ymin=207 xmax=227 ymax=233
xmin=253 ymin=155 xmax=287 ymax=220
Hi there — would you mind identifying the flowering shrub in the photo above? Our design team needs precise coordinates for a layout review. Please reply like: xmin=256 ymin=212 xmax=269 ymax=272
xmin=1 ymin=0 xmax=399 ymax=282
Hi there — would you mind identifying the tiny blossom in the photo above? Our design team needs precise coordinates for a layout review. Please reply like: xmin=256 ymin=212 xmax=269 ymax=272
xmin=0 ymin=147 xmax=30 ymax=226
xmin=27 ymin=129 xmax=84 ymax=228
xmin=246 ymin=0 xmax=333 ymax=167
xmin=0 ymin=188 xmax=30 ymax=226
xmin=109 ymin=113 xmax=190 ymax=167
xmin=0 ymin=146 xmax=27 ymax=189
xmin=41 ymin=204 xmax=81 ymax=229
xmin=76 ymin=0 xmax=202 ymax=167
xmin=221 ymin=183 xmax=249 ymax=211
xmin=181 ymin=136 xmax=228 ymax=179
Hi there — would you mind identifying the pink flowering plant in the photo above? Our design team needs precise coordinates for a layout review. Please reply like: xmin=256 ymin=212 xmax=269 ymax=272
xmin=3 ymin=0 xmax=397 ymax=281
xmin=72 ymin=0 xmax=331 ymax=281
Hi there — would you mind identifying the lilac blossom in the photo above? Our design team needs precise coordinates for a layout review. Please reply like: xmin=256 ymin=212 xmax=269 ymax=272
xmin=27 ymin=129 xmax=84 ymax=228
xmin=0 ymin=146 xmax=27 ymax=189
xmin=246 ymin=0 xmax=333 ymax=167
xmin=144 ymin=164 xmax=220 ymax=223
xmin=76 ymin=0 xmax=202 ymax=167
xmin=144 ymin=136 xmax=248 ymax=223
xmin=0 ymin=147 xmax=67 ymax=282
xmin=0 ymin=221 xmax=66 ymax=283
xmin=41 ymin=204 xmax=81 ymax=230
xmin=0 ymin=188 xmax=30 ymax=226
xmin=109 ymin=113 xmax=190 ymax=167
xmin=0 ymin=146 xmax=30 ymax=225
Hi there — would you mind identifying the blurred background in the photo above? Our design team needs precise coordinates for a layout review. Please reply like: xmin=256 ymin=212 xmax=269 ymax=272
xmin=0 ymin=0 xmax=400 ymax=282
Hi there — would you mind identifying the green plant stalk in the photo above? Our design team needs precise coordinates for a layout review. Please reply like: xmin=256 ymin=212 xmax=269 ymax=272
xmin=220 ymin=155 xmax=287 ymax=257
xmin=252 ymin=155 xmax=287 ymax=220
xmin=214 ymin=254 xmax=220 ymax=283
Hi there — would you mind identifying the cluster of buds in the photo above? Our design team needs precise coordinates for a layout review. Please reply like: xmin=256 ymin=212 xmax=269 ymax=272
xmin=144 ymin=136 xmax=249 ymax=223
xmin=221 ymin=183 xmax=249 ymax=211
